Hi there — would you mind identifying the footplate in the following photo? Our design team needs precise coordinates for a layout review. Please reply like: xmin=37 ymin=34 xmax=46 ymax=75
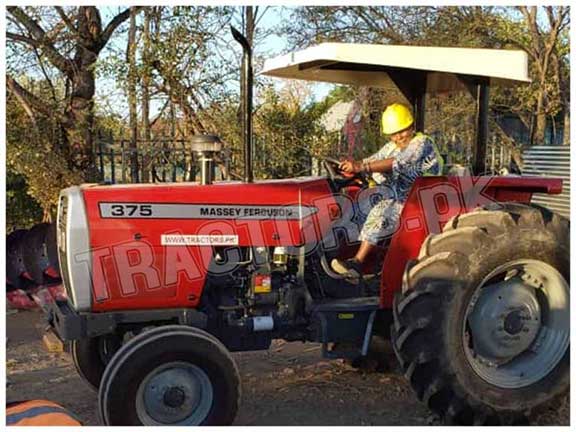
xmin=310 ymin=296 xmax=379 ymax=359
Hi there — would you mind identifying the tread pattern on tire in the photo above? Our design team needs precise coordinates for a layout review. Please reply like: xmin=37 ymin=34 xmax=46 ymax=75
xmin=392 ymin=203 xmax=569 ymax=425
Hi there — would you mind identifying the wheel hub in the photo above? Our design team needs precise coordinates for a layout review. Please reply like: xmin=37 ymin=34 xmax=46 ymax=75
xmin=468 ymin=276 xmax=541 ymax=365
xmin=136 ymin=362 xmax=213 ymax=425
xmin=503 ymin=309 xmax=524 ymax=335
xmin=464 ymin=259 xmax=569 ymax=389
xmin=163 ymin=386 xmax=186 ymax=408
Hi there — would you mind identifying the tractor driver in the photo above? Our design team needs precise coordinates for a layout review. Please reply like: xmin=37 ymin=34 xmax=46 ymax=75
xmin=331 ymin=103 xmax=443 ymax=279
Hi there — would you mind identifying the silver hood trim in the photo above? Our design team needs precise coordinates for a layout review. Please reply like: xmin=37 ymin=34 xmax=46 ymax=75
xmin=58 ymin=186 xmax=92 ymax=311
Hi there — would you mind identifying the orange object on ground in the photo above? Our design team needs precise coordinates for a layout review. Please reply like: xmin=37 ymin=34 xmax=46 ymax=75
xmin=6 ymin=400 xmax=82 ymax=426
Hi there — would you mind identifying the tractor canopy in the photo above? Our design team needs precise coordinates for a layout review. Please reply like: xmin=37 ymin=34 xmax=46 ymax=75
xmin=261 ymin=42 xmax=530 ymax=89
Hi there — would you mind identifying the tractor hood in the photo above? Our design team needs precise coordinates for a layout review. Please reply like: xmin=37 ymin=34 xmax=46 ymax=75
xmin=79 ymin=177 xmax=335 ymax=248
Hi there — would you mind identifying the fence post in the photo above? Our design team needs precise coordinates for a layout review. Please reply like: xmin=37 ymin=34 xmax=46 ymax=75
xmin=110 ymin=149 xmax=116 ymax=184
xmin=121 ymin=140 xmax=126 ymax=183
xmin=98 ymin=137 xmax=104 ymax=182
xmin=491 ymin=143 xmax=495 ymax=174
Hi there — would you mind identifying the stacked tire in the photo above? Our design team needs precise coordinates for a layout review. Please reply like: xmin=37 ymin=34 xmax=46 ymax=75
xmin=6 ymin=223 xmax=61 ymax=307
xmin=7 ymin=223 xmax=61 ymax=289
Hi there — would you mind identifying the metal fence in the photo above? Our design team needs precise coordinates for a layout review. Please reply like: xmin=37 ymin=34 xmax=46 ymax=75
xmin=522 ymin=145 xmax=570 ymax=218
xmin=95 ymin=139 xmax=230 ymax=184
xmin=94 ymin=135 xmax=325 ymax=184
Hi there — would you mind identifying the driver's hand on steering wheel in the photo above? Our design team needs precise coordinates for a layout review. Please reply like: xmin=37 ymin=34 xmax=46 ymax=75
xmin=339 ymin=159 xmax=362 ymax=174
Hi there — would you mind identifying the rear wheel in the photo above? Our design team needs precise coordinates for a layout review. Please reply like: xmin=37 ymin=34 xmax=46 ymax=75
xmin=98 ymin=325 xmax=240 ymax=426
xmin=392 ymin=203 xmax=569 ymax=425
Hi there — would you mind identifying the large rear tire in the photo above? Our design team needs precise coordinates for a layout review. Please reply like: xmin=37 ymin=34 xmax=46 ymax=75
xmin=391 ymin=203 xmax=569 ymax=425
xmin=98 ymin=325 xmax=240 ymax=426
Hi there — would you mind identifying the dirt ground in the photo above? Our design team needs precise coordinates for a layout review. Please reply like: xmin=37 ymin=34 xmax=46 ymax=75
xmin=6 ymin=308 xmax=569 ymax=426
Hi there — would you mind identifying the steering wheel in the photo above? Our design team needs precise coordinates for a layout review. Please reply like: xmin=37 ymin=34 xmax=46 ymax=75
xmin=322 ymin=157 xmax=370 ymax=188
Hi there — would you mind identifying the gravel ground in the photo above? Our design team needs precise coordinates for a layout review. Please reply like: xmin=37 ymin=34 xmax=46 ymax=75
xmin=6 ymin=308 xmax=569 ymax=426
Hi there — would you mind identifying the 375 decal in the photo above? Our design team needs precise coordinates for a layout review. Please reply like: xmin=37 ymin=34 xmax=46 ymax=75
xmin=100 ymin=203 xmax=153 ymax=217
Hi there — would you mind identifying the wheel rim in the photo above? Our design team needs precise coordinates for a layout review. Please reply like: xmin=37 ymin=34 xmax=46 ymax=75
xmin=135 ymin=361 xmax=214 ymax=425
xmin=463 ymin=259 xmax=569 ymax=389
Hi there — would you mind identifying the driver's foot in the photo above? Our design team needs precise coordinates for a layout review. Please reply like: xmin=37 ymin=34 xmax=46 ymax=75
xmin=331 ymin=258 xmax=363 ymax=282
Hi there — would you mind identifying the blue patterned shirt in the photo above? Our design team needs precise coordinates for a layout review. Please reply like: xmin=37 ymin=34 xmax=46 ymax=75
xmin=363 ymin=133 xmax=441 ymax=202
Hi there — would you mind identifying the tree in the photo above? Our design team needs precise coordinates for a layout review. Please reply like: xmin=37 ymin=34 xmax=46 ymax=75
xmin=6 ymin=171 xmax=44 ymax=232
xmin=143 ymin=7 xmax=234 ymax=136
xmin=140 ymin=8 xmax=153 ymax=182
xmin=7 ymin=6 xmax=135 ymax=179
xmin=127 ymin=7 xmax=140 ymax=181
xmin=514 ymin=7 xmax=569 ymax=145
xmin=279 ymin=6 xmax=453 ymax=48
xmin=6 ymin=85 xmax=83 ymax=218
xmin=252 ymin=83 xmax=333 ymax=178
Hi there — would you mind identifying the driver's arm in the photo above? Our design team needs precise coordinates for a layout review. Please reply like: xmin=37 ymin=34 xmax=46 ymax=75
xmin=339 ymin=158 xmax=394 ymax=174
xmin=364 ymin=158 xmax=394 ymax=173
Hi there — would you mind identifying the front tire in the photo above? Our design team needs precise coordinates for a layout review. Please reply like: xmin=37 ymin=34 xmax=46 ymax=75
xmin=391 ymin=203 xmax=569 ymax=425
xmin=98 ymin=325 xmax=240 ymax=426
xmin=71 ymin=334 xmax=122 ymax=391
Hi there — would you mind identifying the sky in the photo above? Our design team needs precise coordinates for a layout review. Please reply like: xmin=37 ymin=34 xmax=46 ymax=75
xmin=96 ymin=6 xmax=335 ymax=119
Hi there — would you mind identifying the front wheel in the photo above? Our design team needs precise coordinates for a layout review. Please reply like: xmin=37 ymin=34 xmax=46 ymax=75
xmin=71 ymin=334 xmax=123 ymax=391
xmin=98 ymin=325 xmax=240 ymax=426
xmin=392 ymin=203 xmax=569 ymax=425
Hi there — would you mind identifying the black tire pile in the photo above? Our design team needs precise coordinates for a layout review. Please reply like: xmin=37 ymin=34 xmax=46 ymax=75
xmin=6 ymin=223 xmax=62 ymax=307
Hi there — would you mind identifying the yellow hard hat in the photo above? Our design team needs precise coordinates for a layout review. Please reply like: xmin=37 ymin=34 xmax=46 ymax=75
xmin=381 ymin=103 xmax=414 ymax=135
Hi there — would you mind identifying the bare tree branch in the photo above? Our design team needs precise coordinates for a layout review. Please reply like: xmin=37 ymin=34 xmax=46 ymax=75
xmin=7 ymin=6 xmax=73 ymax=76
xmin=6 ymin=31 xmax=39 ymax=46
xmin=32 ymin=46 xmax=59 ymax=104
xmin=99 ymin=7 xmax=141 ymax=49
xmin=54 ymin=6 xmax=81 ymax=39
xmin=7 ymin=75 xmax=50 ymax=122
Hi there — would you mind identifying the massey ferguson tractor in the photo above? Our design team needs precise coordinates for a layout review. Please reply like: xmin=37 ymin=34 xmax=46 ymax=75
xmin=46 ymin=28 xmax=569 ymax=426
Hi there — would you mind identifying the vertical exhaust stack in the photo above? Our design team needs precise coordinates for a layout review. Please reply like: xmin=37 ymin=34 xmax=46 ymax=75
xmin=190 ymin=135 xmax=222 ymax=185
xmin=231 ymin=26 xmax=253 ymax=183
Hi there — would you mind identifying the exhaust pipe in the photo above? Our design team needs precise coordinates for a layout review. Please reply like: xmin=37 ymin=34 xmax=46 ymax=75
xmin=231 ymin=26 xmax=253 ymax=183
xmin=190 ymin=135 xmax=222 ymax=185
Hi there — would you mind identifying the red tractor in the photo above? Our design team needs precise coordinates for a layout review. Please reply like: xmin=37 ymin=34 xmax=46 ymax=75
xmin=47 ymin=28 xmax=569 ymax=425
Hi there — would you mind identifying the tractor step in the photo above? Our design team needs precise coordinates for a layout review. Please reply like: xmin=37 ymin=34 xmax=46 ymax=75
xmin=311 ymin=296 xmax=379 ymax=360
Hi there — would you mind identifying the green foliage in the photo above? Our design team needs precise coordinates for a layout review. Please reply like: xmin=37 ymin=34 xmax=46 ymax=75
xmin=254 ymin=87 xmax=307 ymax=178
xmin=204 ymin=83 xmax=338 ymax=180
xmin=6 ymin=92 xmax=84 ymax=216
xmin=6 ymin=171 xmax=44 ymax=232
xmin=318 ymin=85 xmax=356 ymax=109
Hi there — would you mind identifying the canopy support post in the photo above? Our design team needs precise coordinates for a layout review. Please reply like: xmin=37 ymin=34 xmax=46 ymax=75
xmin=413 ymin=74 xmax=427 ymax=132
xmin=387 ymin=69 xmax=427 ymax=133
xmin=473 ymin=80 xmax=490 ymax=175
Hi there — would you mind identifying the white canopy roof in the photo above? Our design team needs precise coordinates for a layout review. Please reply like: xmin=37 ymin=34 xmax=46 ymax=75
xmin=261 ymin=43 xmax=530 ymax=90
